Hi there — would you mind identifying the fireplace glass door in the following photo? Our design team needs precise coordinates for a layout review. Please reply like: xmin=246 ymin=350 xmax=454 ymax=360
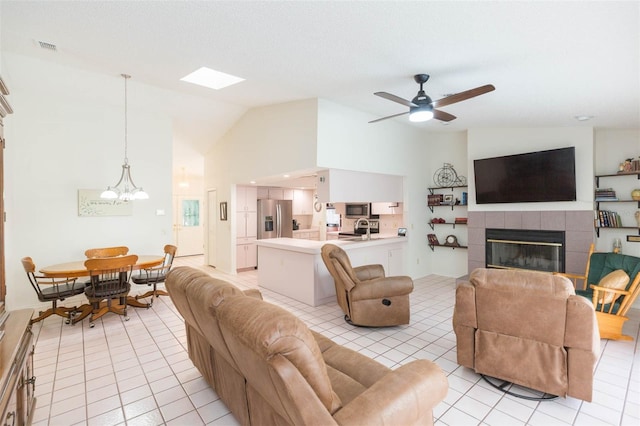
xmin=486 ymin=229 xmax=565 ymax=273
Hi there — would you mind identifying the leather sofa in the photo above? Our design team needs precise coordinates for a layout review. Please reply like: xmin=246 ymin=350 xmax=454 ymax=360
xmin=453 ymin=268 xmax=600 ymax=401
xmin=165 ymin=266 xmax=448 ymax=425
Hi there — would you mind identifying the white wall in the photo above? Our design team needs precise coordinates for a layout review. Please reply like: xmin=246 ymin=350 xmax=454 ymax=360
xmin=309 ymin=99 xmax=433 ymax=278
xmin=205 ymin=98 xmax=319 ymax=273
xmin=422 ymin=132 xmax=469 ymax=277
xmin=3 ymin=53 xmax=173 ymax=310
xmin=467 ymin=127 xmax=594 ymax=212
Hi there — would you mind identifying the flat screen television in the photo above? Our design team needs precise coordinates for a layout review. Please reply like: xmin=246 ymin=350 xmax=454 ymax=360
xmin=473 ymin=147 xmax=576 ymax=204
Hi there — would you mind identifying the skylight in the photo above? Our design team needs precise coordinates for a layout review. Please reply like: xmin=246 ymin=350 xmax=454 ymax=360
xmin=180 ymin=67 xmax=244 ymax=90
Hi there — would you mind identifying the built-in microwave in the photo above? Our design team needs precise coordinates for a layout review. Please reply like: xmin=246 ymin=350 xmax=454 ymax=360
xmin=345 ymin=203 xmax=378 ymax=219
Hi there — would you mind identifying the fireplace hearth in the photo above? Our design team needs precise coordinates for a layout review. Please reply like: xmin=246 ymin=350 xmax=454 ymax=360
xmin=486 ymin=228 xmax=565 ymax=273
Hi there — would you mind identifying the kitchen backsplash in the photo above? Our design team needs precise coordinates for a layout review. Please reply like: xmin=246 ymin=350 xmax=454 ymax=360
xmin=342 ymin=215 xmax=404 ymax=234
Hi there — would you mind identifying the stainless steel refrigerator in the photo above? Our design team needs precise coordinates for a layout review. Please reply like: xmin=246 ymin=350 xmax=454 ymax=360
xmin=257 ymin=199 xmax=293 ymax=239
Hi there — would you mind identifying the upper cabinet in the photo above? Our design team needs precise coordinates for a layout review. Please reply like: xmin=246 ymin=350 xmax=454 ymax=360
xmin=257 ymin=187 xmax=293 ymax=200
xmin=236 ymin=185 xmax=257 ymax=212
xmin=372 ymin=202 xmax=402 ymax=215
xmin=316 ymin=169 xmax=403 ymax=203
xmin=293 ymin=189 xmax=314 ymax=215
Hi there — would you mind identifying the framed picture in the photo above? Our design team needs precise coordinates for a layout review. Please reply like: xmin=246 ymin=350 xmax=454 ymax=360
xmin=428 ymin=234 xmax=439 ymax=245
xmin=78 ymin=189 xmax=132 ymax=217
xmin=220 ymin=202 xmax=228 ymax=221
xmin=443 ymin=194 xmax=454 ymax=205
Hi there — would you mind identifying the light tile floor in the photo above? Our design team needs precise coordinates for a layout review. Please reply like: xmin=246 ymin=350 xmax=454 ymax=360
xmin=30 ymin=256 xmax=640 ymax=425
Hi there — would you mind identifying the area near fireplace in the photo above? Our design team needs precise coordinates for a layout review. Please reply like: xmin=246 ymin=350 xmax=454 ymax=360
xmin=486 ymin=228 xmax=565 ymax=273
xmin=467 ymin=210 xmax=594 ymax=276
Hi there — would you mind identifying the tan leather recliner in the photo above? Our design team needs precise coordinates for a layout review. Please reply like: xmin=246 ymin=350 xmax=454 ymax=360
xmin=321 ymin=243 xmax=413 ymax=327
xmin=453 ymin=268 xmax=600 ymax=401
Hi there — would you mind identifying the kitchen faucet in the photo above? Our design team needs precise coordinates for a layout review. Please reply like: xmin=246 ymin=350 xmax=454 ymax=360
xmin=355 ymin=217 xmax=371 ymax=240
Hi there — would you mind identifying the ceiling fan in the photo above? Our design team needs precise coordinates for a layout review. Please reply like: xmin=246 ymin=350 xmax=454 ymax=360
xmin=370 ymin=74 xmax=495 ymax=124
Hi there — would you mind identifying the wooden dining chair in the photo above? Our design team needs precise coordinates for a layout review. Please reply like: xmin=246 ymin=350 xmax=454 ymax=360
xmin=131 ymin=245 xmax=177 ymax=306
xmin=21 ymin=257 xmax=87 ymax=324
xmin=84 ymin=254 xmax=137 ymax=328
xmin=84 ymin=246 xmax=129 ymax=258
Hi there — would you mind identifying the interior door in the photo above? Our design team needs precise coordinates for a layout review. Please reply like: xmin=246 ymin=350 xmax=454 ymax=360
xmin=207 ymin=190 xmax=217 ymax=267
xmin=173 ymin=196 xmax=204 ymax=256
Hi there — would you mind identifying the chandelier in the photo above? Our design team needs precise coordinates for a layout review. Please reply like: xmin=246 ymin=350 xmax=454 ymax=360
xmin=100 ymin=74 xmax=149 ymax=201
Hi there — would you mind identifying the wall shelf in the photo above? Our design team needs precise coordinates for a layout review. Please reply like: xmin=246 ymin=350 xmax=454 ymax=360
xmin=427 ymin=186 xmax=468 ymax=249
xmin=594 ymin=173 xmax=640 ymax=238
xmin=428 ymin=244 xmax=468 ymax=252
xmin=428 ymin=222 xmax=467 ymax=230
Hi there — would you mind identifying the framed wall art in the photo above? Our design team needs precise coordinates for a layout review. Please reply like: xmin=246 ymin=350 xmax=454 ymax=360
xmin=78 ymin=189 xmax=133 ymax=216
xmin=220 ymin=201 xmax=228 ymax=221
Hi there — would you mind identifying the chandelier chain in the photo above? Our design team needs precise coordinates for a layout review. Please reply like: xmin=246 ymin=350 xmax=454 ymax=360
xmin=122 ymin=73 xmax=130 ymax=164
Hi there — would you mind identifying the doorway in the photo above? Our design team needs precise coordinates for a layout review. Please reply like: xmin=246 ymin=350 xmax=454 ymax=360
xmin=173 ymin=195 xmax=204 ymax=256
xmin=207 ymin=190 xmax=218 ymax=267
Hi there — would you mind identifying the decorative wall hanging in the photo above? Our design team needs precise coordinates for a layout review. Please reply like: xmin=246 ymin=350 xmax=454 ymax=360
xmin=78 ymin=189 xmax=133 ymax=216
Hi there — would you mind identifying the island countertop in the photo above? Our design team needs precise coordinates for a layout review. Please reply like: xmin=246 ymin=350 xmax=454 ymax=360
xmin=255 ymin=235 xmax=407 ymax=254
xmin=256 ymin=236 xmax=407 ymax=306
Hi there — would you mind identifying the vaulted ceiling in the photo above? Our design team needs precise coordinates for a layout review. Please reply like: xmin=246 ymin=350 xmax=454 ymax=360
xmin=2 ymin=1 xmax=638 ymax=159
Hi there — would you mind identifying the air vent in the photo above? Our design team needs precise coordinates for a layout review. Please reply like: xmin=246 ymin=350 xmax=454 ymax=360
xmin=38 ymin=41 xmax=57 ymax=51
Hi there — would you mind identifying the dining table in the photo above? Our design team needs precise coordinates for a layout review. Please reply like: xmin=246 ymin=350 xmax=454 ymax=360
xmin=39 ymin=254 xmax=164 ymax=278
xmin=39 ymin=254 xmax=165 ymax=324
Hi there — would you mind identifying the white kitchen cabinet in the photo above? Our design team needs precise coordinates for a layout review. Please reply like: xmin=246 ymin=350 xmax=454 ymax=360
xmin=237 ymin=211 xmax=257 ymax=238
xmin=268 ymin=188 xmax=284 ymax=200
xmin=316 ymin=169 xmax=403 ymax=203
xmin=372 ymin=202 xmax=402 ymax=215
xmin=237 ymin=240 xmax=257 ymax=270
xmin=236 ymin=185 xmax=257 ymax=270
xmin=257 ymin=187 xmax=269 ymax=199
xmin=387 ymin=247 xmax=403 ymax=276
xmin=293 ymin=189 xmax=314 ymax=215
xmin=237 ymin=185 xmax=257 ymax=212
xmin=257 ymin=187 xmax=293 ymax=200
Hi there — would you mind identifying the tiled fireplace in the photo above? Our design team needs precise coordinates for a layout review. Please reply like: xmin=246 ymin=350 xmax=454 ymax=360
xmin=468 ymin=210 xmax=594 ymax=276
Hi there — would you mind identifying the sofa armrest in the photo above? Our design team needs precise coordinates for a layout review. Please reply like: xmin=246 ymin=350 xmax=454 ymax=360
xmin=332 ymin=360 xmax=447 ymax=425
xmin=564 ymin=294 xmax=599 ymax=402
xmin=565 ymin=295 xmax=599 ymax=351
xmin=242 ymin=288 xmax=263 ymax=300
xmin=350 ymin=276 xmax=413 ymax=300
xmin=555 ymin=272 xmax=588 ymax=291
xmin=453 ymin=282 xmax=476 ymax=368
xmin=354 ymin=264 xmax=386 ymax=281
xmin=453 ymin=282 xmax=476 ymax=328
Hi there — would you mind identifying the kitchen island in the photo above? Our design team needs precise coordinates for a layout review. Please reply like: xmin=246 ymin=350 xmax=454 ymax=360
xmin=256 ymin=236 xmax=407 ymax=306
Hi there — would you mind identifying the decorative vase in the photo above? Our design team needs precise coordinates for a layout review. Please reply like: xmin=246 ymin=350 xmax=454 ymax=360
xmin=613 ymin=238 xmax=622 ymax=254
xmin=632 ymin=189 xmax=640 ymax=201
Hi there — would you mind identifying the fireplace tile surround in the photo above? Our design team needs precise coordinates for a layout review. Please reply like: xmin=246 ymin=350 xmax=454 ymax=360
xmin=467 ymin=210 xmax=594 ymax=275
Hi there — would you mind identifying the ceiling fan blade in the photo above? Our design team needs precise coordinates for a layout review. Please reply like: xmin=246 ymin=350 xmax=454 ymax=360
xmin=374 ymin=92 xmax=416 ymax=107
xmin=432 ymin=84 xmax=495 ymax=108
xmin=369 ymin=111 xmax=409 ymax=123
xmin=433 ymin=109 xmax=456 ymax=122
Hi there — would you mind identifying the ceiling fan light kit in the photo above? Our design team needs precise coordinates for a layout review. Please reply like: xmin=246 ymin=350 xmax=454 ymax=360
xmin=409 ymin=105 xmax=434 ymax=122
xmin=371 ymin=73 xmax=495 ymax=124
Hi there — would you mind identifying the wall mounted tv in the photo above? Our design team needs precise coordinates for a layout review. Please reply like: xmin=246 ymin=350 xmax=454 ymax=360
xmin=473 ymin=147 xmax=576 ymax=204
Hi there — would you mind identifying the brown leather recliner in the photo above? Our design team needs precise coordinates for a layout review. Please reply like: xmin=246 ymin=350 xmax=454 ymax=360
xmin=453 ymin=268 xmax=600 ymax=401
xmin=321 ymin=243 xmax=413 ymax=327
